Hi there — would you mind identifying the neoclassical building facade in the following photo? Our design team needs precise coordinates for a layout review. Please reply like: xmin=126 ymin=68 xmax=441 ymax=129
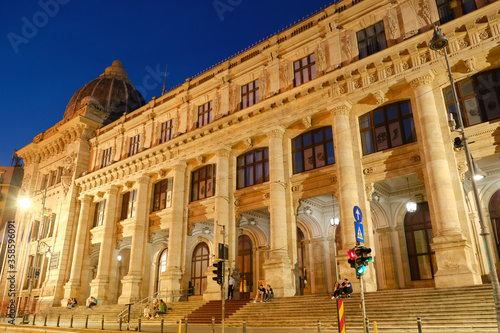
xmin=3 ymin=0 xmax=500 ymax=310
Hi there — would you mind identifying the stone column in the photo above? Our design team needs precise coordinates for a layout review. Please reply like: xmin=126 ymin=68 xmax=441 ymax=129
xmin=263 ymin=127 xmax=295 ymax=297
xmin=204 ymin=147 xmax=231 ymax=300
xmin=118 ymin=175 xmax=150 ymax=304
xmin=410 ymin=74 xmax=481 ymax=286
xmin=90 ymin=186 xmax=119 ymax=304
xmin=160 ymin=163 xmax=187 ymax=295
xmin=63 ymin=195 xmax=93 ymax=299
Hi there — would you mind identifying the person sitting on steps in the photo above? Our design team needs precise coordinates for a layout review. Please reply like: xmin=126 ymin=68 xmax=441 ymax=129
xmin=340 ymin=278 xmax=353 ymax=298
xmin=253 ymin=284 xmax=266 ymax=303
xmin=264 ymin=285 xmax=274 ymax=302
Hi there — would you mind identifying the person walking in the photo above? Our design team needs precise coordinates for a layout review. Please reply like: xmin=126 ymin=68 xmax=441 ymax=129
xmin=227 ymin=275 xmax=234 ymax=300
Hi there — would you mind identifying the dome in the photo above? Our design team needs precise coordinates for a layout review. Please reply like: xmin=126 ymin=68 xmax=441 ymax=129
xmin=63 ymin=60 xmax=146 ymax=124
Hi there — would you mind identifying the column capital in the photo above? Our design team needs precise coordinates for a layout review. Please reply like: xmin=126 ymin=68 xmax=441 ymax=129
xmin=136 ymin=175 xmax=150 ymax=185
xmin=106 ymin=185 xmax=120 ymax=196
xmin=329 ymin=101 xmax=352 ymax=116
xmin=409 ymin=74 xmax=434 ymax=89
xmin=216 ymin=146 xmax=231 ymax=158
xmin=172 ymin=161 xmax=187 ymax=173
xmin=78 ymin=194 xmax=93 ymax=204
xmin=267 ymin=126 xmax=285 ymax=139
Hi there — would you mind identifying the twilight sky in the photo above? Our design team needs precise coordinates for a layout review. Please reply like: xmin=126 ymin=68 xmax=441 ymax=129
xmin=0 ymin=0 xmax=333 ymax=167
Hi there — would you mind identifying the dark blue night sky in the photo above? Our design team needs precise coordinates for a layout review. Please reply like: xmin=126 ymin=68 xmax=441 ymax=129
xmin=0 ymin=0 xmax=332 ymax=166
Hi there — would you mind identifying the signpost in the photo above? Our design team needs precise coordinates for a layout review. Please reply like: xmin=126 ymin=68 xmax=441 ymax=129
xmin=353 ymin=206 xmax=368 ymax=333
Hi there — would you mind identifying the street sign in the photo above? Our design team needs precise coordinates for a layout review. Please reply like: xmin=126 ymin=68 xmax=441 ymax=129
xmin=355 ymin=222 xmax=364 ymax=242
xmin=353 ymin=206 xmax=363 ymax=223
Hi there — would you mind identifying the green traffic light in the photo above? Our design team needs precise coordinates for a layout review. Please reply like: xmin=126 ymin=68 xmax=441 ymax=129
xmin=356 ymin=265 xmax=367 ymax=274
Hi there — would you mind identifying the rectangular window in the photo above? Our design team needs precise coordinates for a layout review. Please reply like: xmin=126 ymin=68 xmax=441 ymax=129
xmin=102 ymin=148 xmax=113 ymax=167
xmin=237 ymin=148 xmax=269 ymax=189
xmin=241 ymin=80 xmax=260 ymax=109
xmin=359 ymin=101 xmax=416 ymax=155
xmin=56 ymin=167 xmax=62 ymax=184
xmin=121 ymin=190 xmax=137 ymax=220
xmin=294 ymin=54 xmax=316 ymax=87
xmin=153 ymin=178 xmax=173 ymax=212
xmin=191 ymin=165 xmax=216 ymax=202
xmin=40 ymin=174 xmax=49 ymax=190
xmin=93 ymin=200 xmax=106 ymax=227
xmin=129 ymin=135 xmax=140 ymax=156
xmin=49 ymin=170 xmax=58 ymax=187
xmin=198 ymin=102 xmax=213 ymax=128
xmin=292 ymin=127 xmax=335 ymax=174
xmin=436 ymin=0 xmax=476 ymax=25
xmin=160 ymin=120 xmax=173 ymax=143
xmin=357 ymin=21 xmax=387 ymax=59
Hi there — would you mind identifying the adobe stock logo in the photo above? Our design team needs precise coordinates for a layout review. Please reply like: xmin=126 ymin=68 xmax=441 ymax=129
xmin=7 ymin=0 xmax=70 ymax=54
xmin=213 ymin=0 xmax=243 ymax=22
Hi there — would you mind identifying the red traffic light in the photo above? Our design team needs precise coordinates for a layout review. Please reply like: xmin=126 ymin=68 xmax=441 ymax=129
xmin=347 ymin=249 xmax=356 ymax=260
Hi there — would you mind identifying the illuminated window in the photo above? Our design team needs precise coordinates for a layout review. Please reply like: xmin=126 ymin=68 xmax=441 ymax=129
xmin=241 ymin=80 xmax=259 ymax=109
xmin=153 ymin=178 xmax=173 ymax=212
xmin=198 ymin=102 xmax=213 ymax=127
xmin=160 ymin=120 xmax=173 ymax=143
xmin=357 ymin=21 xmax=387 ymax=59
xmin=121 ymin=190 xmax=137 ymax=220
xmin=237 ymin=148 xmax=269 ymax=189
xmin=292 ymin=127 xmax=335 ymax=174
xmin=93 ymin=200 xmax=106 ymax=227
xmin=191 ymin=165 xmax=216 ymax=202
xmin=129 ymin=135 xmax=140 ymax=156
xmin=102 ymin=148 xmax=112 ymax=167
xmin=294 ymin=54 xmax=316 ymax=87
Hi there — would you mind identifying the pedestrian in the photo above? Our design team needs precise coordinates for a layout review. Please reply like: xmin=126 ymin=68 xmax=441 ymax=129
xmin=227 ymin=275 xmax=234 ymax=300
xmin=264 ymin=284 xmax=274 ymax=302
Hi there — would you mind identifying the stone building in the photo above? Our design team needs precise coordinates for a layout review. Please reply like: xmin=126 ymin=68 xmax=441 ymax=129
xmin=2 ymin=0 xmax=500 ymax=311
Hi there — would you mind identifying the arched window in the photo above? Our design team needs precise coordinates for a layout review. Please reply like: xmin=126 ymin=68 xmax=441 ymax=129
xmin=489 ymin=190 xmax=500 ymax=259
xmin=191 ymin=165 xmax=216 ymax=202
xmin=359 ymin=100 xmax=416 ymax=155
xmin=156 ymin=248 xmax=168 ymax=292
xmin=238 ymin=235 xmax=253 ymax=299
xmin=292 ymin=127 xmax=335 ymax=174
xmin=236 ymin=148 xmax=269 ymax=189
xmin=444 ymin=69 xmax=500 ymax=127
xmin=404 ymin=202 xmax=436 ymax=280
xmin=191 ymin=243 xmax=210 ymax=296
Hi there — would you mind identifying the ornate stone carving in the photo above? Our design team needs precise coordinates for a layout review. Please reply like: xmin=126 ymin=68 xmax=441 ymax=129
xmin=234 ymin=199 xmax=241 ymax=207
xmin=372 ymin=90 xmax=387 ymax=105
xmin=317 ymin=43 xmax=327 ymax=72
xmin=386 ymin=66 xmax=394 ymax=76
xmin=330 ymin=105 xmax=351 ymax=116
xmin=329 ymin=176 xmax=337 ymax=184
xmin=281 ymin=62 xmax=290 ymax=84
xmin=365 ymin=183 xmax=375 ymax=201
xmin=465 ymin=58 xmax=477 ymax=72
xmin=344 ymin=34 xmax=352 ymax=60
xmin=173 ymin=162 xmax=187 ymax=173
xmin=410 ymin=155 xmax=421 ymax=164
xmin=479 ymin=30 xmax=489 ymax=40
xmin=213 ymin=90 xmax=221 ymax=118
xmin=410 ymin=75 xmax=433 ymax=88
xmin=196 ymin=155 xmax=205 ymax=164
xmin=420 ymin=0 xmax=432 ymax=25
xmin=369 ymin=74 xmax=377 ymax=83
xmin=363 ymin=167 xmax=373 ymax=175
xmin=387 ymin=12 xmax=399 ymax=40
xmin=264 ymin=193 xmax=270 ymax=199
xmin=302 ymin=116 xmax=312 ymax=129
xmin=267 ymin=127 xmax=285 ymax=139
xmin=457 ymin=161 xmax=468 ymax=183
xmin=458 ymin=39 xmax=469 ymax=49
xmin=125 ymin=181 xmax=135 ymax=189
xmin=291 ymin=185 xmax=300 ymax=192
xmin=419 ymin=53 xmax=429 ymax=64
xmin=216 ymin=146 xmax=231 ymax=157
xmin=260 ymin=70 xmax=268 ymax=98
xmin=403 ymin=29 xmax=419 ymax=40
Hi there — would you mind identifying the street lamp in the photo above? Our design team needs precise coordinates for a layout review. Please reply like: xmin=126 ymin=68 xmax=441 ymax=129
xmin=429 ymin=25 xmax=500 ymax=330
xmin=330 ymin=194 xmax=340 ymax=282
xmin=17 ymin=188 xmax=49 ymax=324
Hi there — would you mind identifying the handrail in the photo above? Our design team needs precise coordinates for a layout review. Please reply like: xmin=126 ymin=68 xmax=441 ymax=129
xmin=117 ymin=289 xmax=191 ymax=322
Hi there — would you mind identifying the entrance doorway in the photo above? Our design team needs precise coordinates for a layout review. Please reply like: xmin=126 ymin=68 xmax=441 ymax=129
xmin=297 ymin=228 xmax=306 ymax=295
xmin=156 ymin=248 xmax=167 ymax=292
xmin=489 ymin=190 xmax=500 ymax=260
xmin=404 ymin=202 xmax=436 ymax=280
xmin=238 ymin=235 xmax=253 ymax=299
xmin=191 ymin=243 xmax=209 ymax=296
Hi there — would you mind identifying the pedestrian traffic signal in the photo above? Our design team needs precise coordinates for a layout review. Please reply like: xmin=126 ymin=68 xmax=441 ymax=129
xmin=347 ymin=249 xmax=356 ymax=269
xmin=212 ymin=261 xmax=223 ymax=285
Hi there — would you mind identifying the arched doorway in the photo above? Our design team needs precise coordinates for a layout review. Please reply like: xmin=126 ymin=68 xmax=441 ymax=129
xmin=191 ymin=243 xmax=209 ymax=296
xmin=156 ymin=248 xmax=168 ymax=292
xmin=404 ymin=202 xmax=436 ymax=280
xmin=297 ymin=228 xmax=306 ymax=295
xmin=238 ymin=235 xmax=253 ymax=299
xmin=489 ymin=189 xmax=500 ymax=259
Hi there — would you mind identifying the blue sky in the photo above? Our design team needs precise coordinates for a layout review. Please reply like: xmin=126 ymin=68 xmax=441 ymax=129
xmin=0 ymin=0 xmax=332 ymax=166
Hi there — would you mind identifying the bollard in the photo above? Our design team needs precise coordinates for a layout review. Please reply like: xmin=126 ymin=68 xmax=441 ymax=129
xmin=138 ymin=318 xmax=141 ymax=332
xmin=70 ymin=315 xmax=73 ymax=328
xmin=417 ymin=317 xmax=423 ymax=333
xmin=365 ymin=317 xmax=370 ymax=333
xmin=212 ymin=317 xmax=215 ymax=333
xmin=178 ymin=319 xmax=182 ymax=333
xmin=119 ymin=316 xmax=122 ymax=331
xmin=101 ymin=315 xmax=104 ymax=330
xmin=56 ymin=314 xmax=60 ymax=327
xmin=318 ymin=319 xmax=322 ymax=333
xmin=161 ymin=318 xmax=164 ymax=333
xmin=243 ymin=320 xmax=246 ymax=333
xmin=32 ymin=314 xmax=36 ymax=325
xmin=373 ymin=320 xmax=378 ymax=333
xmin=185 ymin=316 xmax=188 ymax=332
xmin=44 ymin=314 xmax=47 ymax=327
xmin=85 ymin=315 xmax=89 ymax=329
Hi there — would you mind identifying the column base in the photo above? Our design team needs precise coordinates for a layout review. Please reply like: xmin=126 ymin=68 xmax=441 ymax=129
xmin=89 ymin=278 xmax=111 ymax=305
xmin=63 ymin=281 xmax=81 ymax=301
xmin=159 ymin=268 xmax=183 ymax=302
xmin=263 ymin=255 xmax=295 ymax=297
xmin=203 ymin=275 xmax=223 ymax=301
xmin=431 ymin=234 xmax=482 ymax=288
xmin=117 ymin=275 xmax=142 ymax=305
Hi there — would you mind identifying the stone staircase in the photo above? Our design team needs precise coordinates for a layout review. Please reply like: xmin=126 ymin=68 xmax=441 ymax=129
xmin=184 ymin=299 xmax=250 ymax=324
xmin=224 ymin=285 xmax=496 ymax=332
xmin=144 ymin=299 xmax=208 ymax=324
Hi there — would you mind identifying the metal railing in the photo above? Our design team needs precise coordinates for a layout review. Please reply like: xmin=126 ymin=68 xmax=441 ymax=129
xmin=117 ymin=289 xmax=191 ymax=322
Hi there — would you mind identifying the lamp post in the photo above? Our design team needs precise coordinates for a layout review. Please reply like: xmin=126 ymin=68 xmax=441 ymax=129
xmin=429 ymin=25 xmax=500 ymax=331
xmin=330 ymin=194 xmax=341 ymax=282
xmin=18 ymin=188 xmax=49 ymax=324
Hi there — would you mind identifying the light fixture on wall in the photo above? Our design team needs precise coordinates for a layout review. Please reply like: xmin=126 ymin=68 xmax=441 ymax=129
xmin=249 ymin=218 xmax=257 ymax=226
xmin=203 ymin=227 xmax=211 ymax=234
xmin=472 ymin=159 xmax=486 ymax=181
xmin=330 ymin=194 xmax=340 ymax=227
xmin=117 ymin=255 xmax=122 ymax=262
xmin=372 ymin=192 xmax=380 ymax=203
xmin=305 ymin=206 xmax=312 ymax=215
xmin=406 ymin=177 xmax=417 ymax=213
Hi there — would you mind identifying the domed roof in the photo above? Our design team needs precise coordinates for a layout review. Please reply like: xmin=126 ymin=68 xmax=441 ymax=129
xmin=63 ymin=60 xmax=146 ymax=124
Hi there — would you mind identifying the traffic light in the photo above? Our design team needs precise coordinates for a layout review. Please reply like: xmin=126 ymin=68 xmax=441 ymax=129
xmin=354 ymin=246 xmax=372 ymax=278
xmin=347 ymin=248 xmax=356 ymax=269
xmin=212 ymin=261 xmax=223 ymax=285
